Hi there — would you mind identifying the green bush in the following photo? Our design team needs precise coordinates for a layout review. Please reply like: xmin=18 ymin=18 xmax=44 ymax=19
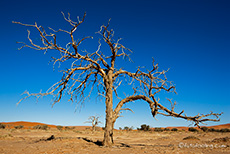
xmin=154 ymin=127 xmax=163 ymax=132
xmin=65 ymin=126 xmax=70 ymax=130
xmin=207 ymin=128 xmax=230 ymax=132
xmin=123 ymin=126 xmax=133 ymax=131
xmin=164 ymin=128 xmax=170 ymax=131
xmin=171 ymin=128 xmax=178 ymax=131
xmin=0 ymin=123 xmax=6 ymax=129
xmin=33 ymin=125 xmax=48 ymax=130
xmin=138 ymin=124 xmax=150 ymax=131
xmin=219 ymin=128 xmax=230 ymax=132
xmin=208 ymin=128 xmax=216 ymax=132
xmin=188 ymin=127 xmax=198 ymax=132
xmin=14 ymin=125 xmax=24 ymax=129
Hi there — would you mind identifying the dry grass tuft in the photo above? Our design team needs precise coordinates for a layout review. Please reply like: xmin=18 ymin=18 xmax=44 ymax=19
xmin=183 ymin=136 xmax=200 ymax=140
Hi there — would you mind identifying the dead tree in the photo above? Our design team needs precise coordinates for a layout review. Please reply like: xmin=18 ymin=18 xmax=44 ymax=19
xmin=85 ymin=115 xmax=102 ymax=131
xmin=13 ymin=12 xmax=222 ymax=146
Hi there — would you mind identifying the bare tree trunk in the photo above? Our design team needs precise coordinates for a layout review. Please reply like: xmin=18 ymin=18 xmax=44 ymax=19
xmin=103 ymin=71 xmax=114 ymax=146
xmin=92 ymin=123 xmax=96 ymax=131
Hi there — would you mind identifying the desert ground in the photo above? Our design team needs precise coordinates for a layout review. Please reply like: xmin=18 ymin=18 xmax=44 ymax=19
xmin=0 ymin=122 xmax=229 ymax=154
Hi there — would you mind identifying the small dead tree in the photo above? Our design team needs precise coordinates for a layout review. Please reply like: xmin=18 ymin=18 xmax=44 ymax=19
xmin=13 ymin=12 xmax=222 ymax=146
xmin=85 ymin=116 xmax=102 ymax=131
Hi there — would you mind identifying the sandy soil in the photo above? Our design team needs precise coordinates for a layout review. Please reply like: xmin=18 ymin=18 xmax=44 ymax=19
xmin=0 ymin=128 xmax=229 ymax=154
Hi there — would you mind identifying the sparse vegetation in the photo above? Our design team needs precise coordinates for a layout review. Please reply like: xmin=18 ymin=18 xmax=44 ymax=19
xmin=200 ymin=127 xmax=230 ymax=133
xmin=14 ymin=125 xmax=24 ymax=129
xmin=208 ymin=128 xmax=216 ymax=132
xmin=154 ymin=127 xmax=164 ymax=132
xmin=219 ymin=128 xmax=230 ymax=132
xmin=64 ymin=126 xmax=74 ymax=130
xmin=164 ymin=128 xmax=170 ymax=131
xmin=65 ymin=126 xmax=71 ymax=130
xmin=0 ymin=123 xmax=6 ymax=129
xmin=209 ymin=128 xmax=230 ymax=132
xmin=200 ymin=127 xmax=208 ymax=132
xmin=138 ymin=124 xmax=150 ymax=131
xmin=73 ymin=130 xmax=82 ymax=134
xmin=123 ymin=126 xmax=129 ymax=131
xmin=56 ymin=125 xmax=63 ymax=131
xmin=212 ymin=137 xmax=230 ymax=143
xmin=123 ymin=126 xmax=133 ymax=131
xmin=33 ymin=125 xmax=48 ymax=130
xmin=188 ymin=127 xmax=198 ymax=132
xmin=183 ymin=136 xmax=200 ymax=140
xmin=171 ymin=128 xmax=178 ymax=131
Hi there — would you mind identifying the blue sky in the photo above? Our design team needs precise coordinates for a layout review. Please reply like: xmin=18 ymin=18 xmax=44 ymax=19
xmin=0 ymin=0 xmax=229 ymax=129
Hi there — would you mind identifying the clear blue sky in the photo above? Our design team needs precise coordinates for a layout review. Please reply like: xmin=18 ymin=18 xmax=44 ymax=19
xmin=0 ymin=0 xmax=229 ymax=129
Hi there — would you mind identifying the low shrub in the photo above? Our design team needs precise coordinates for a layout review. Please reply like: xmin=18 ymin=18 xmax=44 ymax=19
xmin=41 ymin=125 xmax=48 ymax=130
xmin=219 ymin=128 xmax=230 ymax=133
xmin=201 ymin=127 xmax=208 ymax=132
xmin=138 ymin=124 xmax=150 ymax=131
xmin=14 ymin=125 xmax=24 ymax=129
xmin=65 ymin=126 xmax=75 ymax=130
xmin=171 ymin=128 xmax=178 ymax=131
xmin=208 ymin=128 xmax=216 ymax=132
xmin=123 ymin=126 xmax=133 ymax=131
xmin=164 ymin=128 xmax=170 ymax=131
xmin=64 ymin=126 xmax=71 ymax=130
xmin=212 ymin=137 xmax=230 ymax=143
xmin=183 ymin=136 xmax=200 ymax=140
xmin=154 ymin=127 xmax=163 ymax=132
xmin=33 ymin=125 xmax=48 ymax=130
xmin=56 ymin=125 xmax=63 ymax=131
xmin=0 ymin=123 xmax=6 ymax=129
xmin=188 ymin=127 xmax=198 ymax=132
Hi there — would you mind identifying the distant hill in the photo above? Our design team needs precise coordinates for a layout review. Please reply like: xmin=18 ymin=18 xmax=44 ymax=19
xmin=0 ymin=121 xmax=97 ymax=130
xmin=1 ymin=121 xmax=57 ymax=129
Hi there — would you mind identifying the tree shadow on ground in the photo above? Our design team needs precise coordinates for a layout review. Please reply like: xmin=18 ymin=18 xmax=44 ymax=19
xmin=82 ymin=137 xmax=103 ymax=146
xmin=82 ymin=138 xmax=132 ymax=147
